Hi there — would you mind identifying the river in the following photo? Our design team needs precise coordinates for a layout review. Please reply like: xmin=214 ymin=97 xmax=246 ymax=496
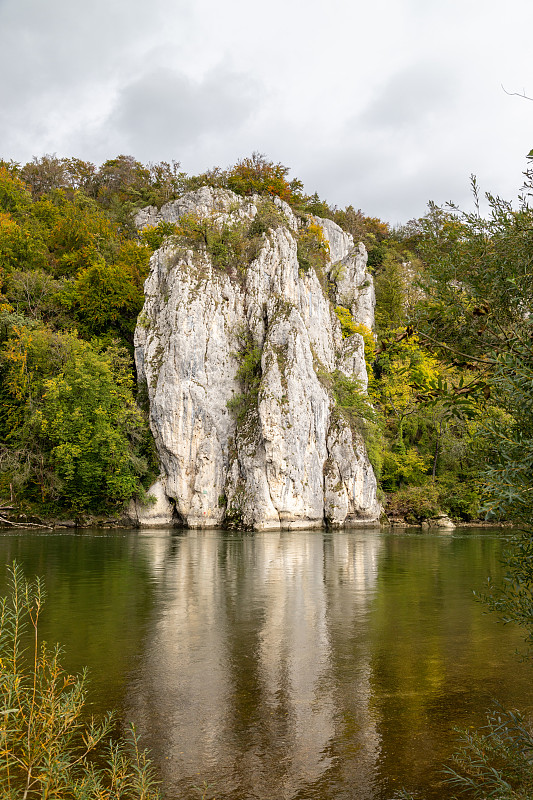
xmin=0 ymin=526 xmax=530 ymax=799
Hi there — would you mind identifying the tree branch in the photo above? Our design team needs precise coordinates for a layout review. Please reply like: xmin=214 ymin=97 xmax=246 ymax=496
xmin=501 ymin=84 xmax=533 ymax=101
xmin=0 ymin=514 xmax=53 ymax=529
xmin=414 ymin=330 xmax=497 ymax=366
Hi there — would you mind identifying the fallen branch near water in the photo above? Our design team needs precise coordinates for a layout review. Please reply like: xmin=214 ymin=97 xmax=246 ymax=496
xmin=0 ymin=513 xmax=53 ymax=529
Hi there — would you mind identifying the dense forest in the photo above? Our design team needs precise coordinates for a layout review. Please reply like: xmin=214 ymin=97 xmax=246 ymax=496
xmin=1 ymin=150 xmax=533 ymax=798
xmin=0 ymin=152 xmax=532 ymax=526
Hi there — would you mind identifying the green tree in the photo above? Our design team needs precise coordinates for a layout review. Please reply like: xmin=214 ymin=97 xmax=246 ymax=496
xmin=396 ymin=159 xmax=533 ymax=800
xmin=0 ymin=169 xmax=48 ymax=275
xmin=7 ymin=269 xmax=66 ymax=324
xmin=36 ymin=350 xmax=144 ymax=509
xmin=416 ymin=179 xmax=533 ymax=363
xmin=33 ymin=190 xmax=120 ymax=277
xmin=0 ymin=213 xmax=46 ymax=275
xmin=0 ymin=327 xmax=150 ymax=511
xmin=94 ymin=155 xmax=152 ymax=209
xmin=0 ymin=166 xmax=33 ymax=216
xmin=374 ymin=254 xmax=407 ymax=332
xmin=415 ymin=171 xmax=533 ymax=516
xmin=59 ymin=254 xmax=145 ymax=339
xmin=374 ymin=336 xmax=440 ymax=452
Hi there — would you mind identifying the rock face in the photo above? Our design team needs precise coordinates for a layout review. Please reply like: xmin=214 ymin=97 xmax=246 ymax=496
xmin=131 ymin=187 xmax=381 ymax=529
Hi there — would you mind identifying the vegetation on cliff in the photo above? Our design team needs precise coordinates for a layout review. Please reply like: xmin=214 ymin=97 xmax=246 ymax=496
xmin=2 ymin=146 xmax=533 ymax=799
xmin=0 ymin=150 xmax=532 ymax=526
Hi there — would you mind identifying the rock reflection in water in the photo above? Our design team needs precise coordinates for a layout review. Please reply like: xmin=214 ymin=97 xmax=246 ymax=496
xmin=127 ymin=530 xmax=383 ymax=800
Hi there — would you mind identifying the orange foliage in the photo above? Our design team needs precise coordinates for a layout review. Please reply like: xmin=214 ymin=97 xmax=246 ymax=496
xmin=227 ymin=153 xmax=294 ymax=203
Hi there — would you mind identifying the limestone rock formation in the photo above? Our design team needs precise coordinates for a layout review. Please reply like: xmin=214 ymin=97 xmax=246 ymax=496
xmin=131 ymin=187 xmax=381 ymax=529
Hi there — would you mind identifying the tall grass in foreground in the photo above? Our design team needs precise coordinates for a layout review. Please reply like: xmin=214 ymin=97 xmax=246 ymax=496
xmin=0 ymin=562 xmax=160 ymax=799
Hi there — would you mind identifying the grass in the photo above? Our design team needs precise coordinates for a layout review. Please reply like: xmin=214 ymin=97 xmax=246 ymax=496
xmin=0 ymin=562 xmax=160 ymax=799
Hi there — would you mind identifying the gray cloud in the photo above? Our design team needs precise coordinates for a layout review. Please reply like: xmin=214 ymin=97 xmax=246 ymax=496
xmin=0 ymin=0 xmax=189 ymax=159
xmin=285 ymin=52 xmax=529 ymax=222
xmin=1 ymin=0 xmax=531 ymax=222
xmin=0 ymin=0 xmax=167 ymax=92
xmin=359 ymin=60 xmax=458 ymax=132
xmin=97 ymin=64 xmax=259 ymax=163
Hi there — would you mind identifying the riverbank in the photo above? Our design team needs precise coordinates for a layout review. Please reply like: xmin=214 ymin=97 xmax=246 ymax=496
xmin=0 ymin=508 xmax=133 ymax=530
xmin=0 ymin=506 xmax=513 ymax=532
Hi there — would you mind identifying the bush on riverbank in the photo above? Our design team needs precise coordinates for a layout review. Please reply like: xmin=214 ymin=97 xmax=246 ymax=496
xmin=0 ymin=562 xmax=160 ymax=799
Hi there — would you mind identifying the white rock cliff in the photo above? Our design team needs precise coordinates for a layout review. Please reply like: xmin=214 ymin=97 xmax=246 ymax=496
xmin=130 ymin=187 xmax=381 ymax=529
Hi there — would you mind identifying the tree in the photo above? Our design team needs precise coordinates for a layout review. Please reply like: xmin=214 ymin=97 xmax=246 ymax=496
xmin=0 ymin=169 xmax=48 ymax=275
xmin=416 ymin=179 xmax=533 ymax=364
xmin=60 ymin=252 xmax=146 ymax=339
xmin=0 ymin=166 xmax=33 ymax=215
xmin=0 ymin=328 xmax=151 ymax=512
xmin=0 ymin=213 xmax=47 ymax=275
xmin=94 ymin=155 xmax=152 ymax=210
xmin=33 ymin=190 xmax=120 ymax=277
xmin=226 ymin=152 xmax=295 ymax=202
xmin=333 ymin=205 xmax=391 ymax=247
xmin=395 ymin=163 xmax=533 ymax=799
xmin=414 ymin=174 xmax=533 ymax=504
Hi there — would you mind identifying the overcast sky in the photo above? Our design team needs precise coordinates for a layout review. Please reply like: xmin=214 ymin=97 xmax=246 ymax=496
xmin=1 ymin=0 xmax=532 ymax=223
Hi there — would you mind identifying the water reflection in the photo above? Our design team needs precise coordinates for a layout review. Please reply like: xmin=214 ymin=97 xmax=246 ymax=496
xmin=127 ymin=529 xmax=531 ymax=800
xmin=0 ymin=528 xmax=530 ymax=800
xmin=128 ymin=531 xmax=382 ymax=799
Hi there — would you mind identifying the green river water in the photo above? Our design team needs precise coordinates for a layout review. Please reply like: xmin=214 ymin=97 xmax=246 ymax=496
xmin=0 ymin=526 xmax=530 ymax=800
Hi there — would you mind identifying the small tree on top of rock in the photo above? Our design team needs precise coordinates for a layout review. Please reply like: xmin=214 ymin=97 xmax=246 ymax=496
xmin=226 ymin=152 xmax=295 ymax=203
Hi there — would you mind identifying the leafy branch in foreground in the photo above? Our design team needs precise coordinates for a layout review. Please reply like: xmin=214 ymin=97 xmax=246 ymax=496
xmin=393 ymin=707 xmax=533 ymax=800
xmin=482 ymin=530 xmax=533 ymax=653
xmin=444 ymin=706 xmax=533 ymax=800
xmin=0 ymin=562 xmax=160 ymax=799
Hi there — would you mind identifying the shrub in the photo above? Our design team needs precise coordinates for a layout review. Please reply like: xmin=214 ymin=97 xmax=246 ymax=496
xmin=334 ymin=306 xmax=358 ymax=339
xmin=386 ymin=483 xmax=442 ymax=521
xmin=226 ymin=333 xmax=262 ymax=423
xmin=328 ymin=373 xmax=384 ymax=481
xmin=140 ymin=221 xmax=178 ymax=251
xmin=333 ymin=308 xmax=376 ymax=387
xmin=0 ymin=562 xmax=160 ymax=799
xmin=393 ymin=705 xmax=533 ymax=800
xmin=247 ymin=200 xmax=286 ymax=237
xmin=444 ymin=706 xmax=533 ymax=800
xmin=437 ymin=475 xmax=481 ymax=520
xmin=332 ymin=371 xmax=375 ymax=423
xmin=297 ymin=222 xmax=330 ymax=275
xmin=175 ymin=214 xmax=251 ymax=278
xmin=226 ymin=153 xmax=294 ymax=203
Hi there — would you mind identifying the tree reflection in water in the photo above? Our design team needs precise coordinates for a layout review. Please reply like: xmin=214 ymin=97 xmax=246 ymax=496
xmin=0 ymin=528 xmax=528 ymax=800
xmin=124 ymin=529 xmax=529 ymax=800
